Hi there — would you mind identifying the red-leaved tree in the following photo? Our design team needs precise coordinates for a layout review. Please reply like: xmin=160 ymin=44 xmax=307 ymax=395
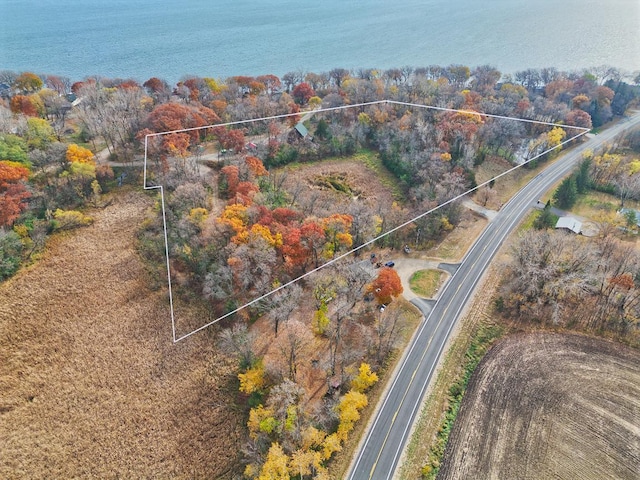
xmin=367 ymin=268 xmax=403 ymax=304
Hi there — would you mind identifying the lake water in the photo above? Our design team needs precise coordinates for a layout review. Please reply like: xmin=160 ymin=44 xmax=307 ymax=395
xmin=1 ymin=0 xmax=638 ymax=84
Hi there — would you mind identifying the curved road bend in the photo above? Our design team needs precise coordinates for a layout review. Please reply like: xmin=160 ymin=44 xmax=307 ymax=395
xmin=347 ymin=112 xmax=640 ymax=480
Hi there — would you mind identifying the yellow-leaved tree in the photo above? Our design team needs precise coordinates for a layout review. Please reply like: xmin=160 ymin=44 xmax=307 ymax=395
xmin=238 ymin=361 xmax=266 ymax=394
xmin=546 ymin=126 xmax=567 ymax=150
xmin=336 ymin=390 xmax=368 ymax=440
xmin=351 ymin=363 xmax=379 ymax=393
xmin=66 ymin=143 xmax=95 ymax=165
xmin=247 ymin=404 xmax=277 ymax=439
xmin=258 ymin=442 xmax=290 ymax=480
xmin=288 ymin=449 xmax=324 ymax=478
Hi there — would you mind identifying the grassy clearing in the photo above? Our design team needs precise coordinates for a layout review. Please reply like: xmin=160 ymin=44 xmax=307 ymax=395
xmin=286 ymin=149 xmax=405 ymax=202
xmin=352 ymin=149 xmax=405 ymax=201
xmin=410 ymin=269 xmax=444 ymax=298
xmin=475 ymin=157 xmax=538 ymax=204
xmin=572 ymin=190 xmax=627 ymax=218
xmin=517 ymin=210 xmax=540 ymax=233
xmin=424 ymin=211 xmax=488 ymax=262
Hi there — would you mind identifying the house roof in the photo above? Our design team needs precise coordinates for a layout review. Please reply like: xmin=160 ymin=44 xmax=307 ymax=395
xmin=294 ymin=122 xmax=308 ymax=137
xmin=555 ymin=216 xmax=582 ymax=234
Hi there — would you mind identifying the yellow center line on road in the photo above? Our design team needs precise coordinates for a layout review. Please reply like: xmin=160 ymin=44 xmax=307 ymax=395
xmin=360 ymin=112 xmax=640 ymax=480
xmin=368 ymin=287 xmax=464 ymax=478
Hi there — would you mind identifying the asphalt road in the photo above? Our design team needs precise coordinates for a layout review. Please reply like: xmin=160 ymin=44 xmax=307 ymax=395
xmin=346 ymin=111 xmax=640 ymax=480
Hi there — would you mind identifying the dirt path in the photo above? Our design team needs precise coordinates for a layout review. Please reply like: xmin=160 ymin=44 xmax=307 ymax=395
xmin=0 ymin=189 xmax=243 ymax=479
xmin=438 ymin=333 xmax=640 ymax=480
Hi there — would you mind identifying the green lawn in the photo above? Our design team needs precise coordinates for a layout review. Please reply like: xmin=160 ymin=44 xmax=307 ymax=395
xmin=409 ymin=269 xmax=443 ymax=298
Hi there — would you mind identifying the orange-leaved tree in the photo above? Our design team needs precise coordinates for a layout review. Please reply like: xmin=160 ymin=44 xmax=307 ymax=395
xmin=0 ymin=161 xmax=29 ymax=189
xmin=367 ymin=267 xmax=403 ymax=304
xmin=0 ymin=161 xmax=31 ymax=227
xmin=66 ymin=143 xmax=95 ymax=165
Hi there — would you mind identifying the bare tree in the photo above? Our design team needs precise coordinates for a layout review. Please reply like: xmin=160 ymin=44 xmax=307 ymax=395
xmin=266 ymin=379 xmax=305 ymax=450
xmin=218 ymin=322 xmax=257 ymax=368
xmin=476 ymin=186 xmax=498 ymax=208
xmin=276 ymin=321 xmax=312 ymax=381
xmin=372 ymin=307 xmax=402 ymax=365
xmin=263 ymin=283 xmax=302 ymax=336
xmin=228 ymin=236 xmax=278 ymax=299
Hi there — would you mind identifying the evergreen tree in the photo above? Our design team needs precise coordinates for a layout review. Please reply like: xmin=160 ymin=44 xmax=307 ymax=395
xmin=554 ymin=176 xmax=578 ymax=209
xmin=575 ymin=159 xmax=591 ymax=194
xmin=624 ymin=209 xmax=637 ymax=229
xmin=534 ymin=201 xmax=557 ymax=230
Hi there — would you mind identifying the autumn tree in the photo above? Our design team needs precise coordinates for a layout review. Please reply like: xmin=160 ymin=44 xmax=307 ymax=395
xmin=0 ymin=182 xmax=31 ymax=227
xmin=24 ymin=118 xmax=55 ymax=150
xmin=256 ymin=74 xmax=282 ymax=96
xmin=299 ymin=220 xmax=327 ymax=268
xmin=336 ymin=390 xmax=368 ymax=441
xmin=445 ymin=64 xmax=471 ymax=88
xmin=143 ymin=77 xmax=171 ymax=103
xmin=239 ymin=360 xmax=266 ymax=395
xmin=66 ymin=143 xmax=95 ymax=165
xmin=258 ymin=443 xmax=289 ymax=480
xmin=471 ymin=65 xmax=501 ymax=94
xmin=322 ymin=214 xmax=353 ymax=259
xmin=147 ymin=101 xmax=219 ymax=135
xmin=263 ymin=284 xmax=302 ymax=336
xmin=368 ymin=267 xmax=403 ymax=304
xmin=350 ymin=363 xmax=378 ymax=393
xmin=10 ymin=95 xmax=40 ymax=117
xmin=266 ymin=379 xmax=305 ymax=447
xmin=0 ymin=160 xmax=31 ymax=227
xmin=292 ymin=82 xmax=316 ymax=105
xmin=145 ymin=101 xmax=220 ymax=160
xmin=13 ymin=72 xmax=43 ymax=93
xmin=45 ymin=75 xmax=70 ymax=96
xmin=565 ymin=109 xmax=592 ymax=129
xmin=501 ymin=230 xmax=595 ymax=322
xmin=371 ymin=305 xmax=403 ymax=364
xmin=476 ymin=186 xmax=498 ymax=207
xmin=76 ymin=81 xmax=147 ymax=156
xmin=276 ymin=320 xmax=312 ymax=380
xmin=329 ymin=68 xmax=350 ymax=88
xmin=218 ymin=322 xmax=257 ymax=368
xmin=227 ymin=236 xmax=278 ymax=298
xmin=213 ymin=127 xmax=245 ymax=153
xmin=219 ymin=165 xmax=240 ymax=199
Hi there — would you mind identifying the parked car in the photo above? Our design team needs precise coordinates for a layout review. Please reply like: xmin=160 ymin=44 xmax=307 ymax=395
xmin=384 ymin=261 xmax=395 ymax=268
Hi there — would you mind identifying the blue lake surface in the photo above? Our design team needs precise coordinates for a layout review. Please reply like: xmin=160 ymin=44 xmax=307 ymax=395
xmin=1 ymin=0 xmax=638 ymax=83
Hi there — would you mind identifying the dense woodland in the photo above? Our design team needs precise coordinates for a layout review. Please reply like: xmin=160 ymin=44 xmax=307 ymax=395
xmin=1 ymin=65 xmax=639 ymax=478
xmin=500 ymin=131 xmax=640 ymax=340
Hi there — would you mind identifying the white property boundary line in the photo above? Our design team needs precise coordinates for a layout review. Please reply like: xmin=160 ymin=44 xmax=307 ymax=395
xmin=142 ymin=99 xmax=590 ymax=343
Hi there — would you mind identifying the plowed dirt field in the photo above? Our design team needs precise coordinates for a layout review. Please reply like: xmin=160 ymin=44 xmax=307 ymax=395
xmin=438 ymin=333 xmax=640 ymax=480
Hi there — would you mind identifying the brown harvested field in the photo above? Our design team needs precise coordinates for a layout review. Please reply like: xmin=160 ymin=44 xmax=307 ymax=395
xmin=0 ymin=189 xmax=244 ymax=479
xmin=438 ymin=333 xmax=640 ymax=480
